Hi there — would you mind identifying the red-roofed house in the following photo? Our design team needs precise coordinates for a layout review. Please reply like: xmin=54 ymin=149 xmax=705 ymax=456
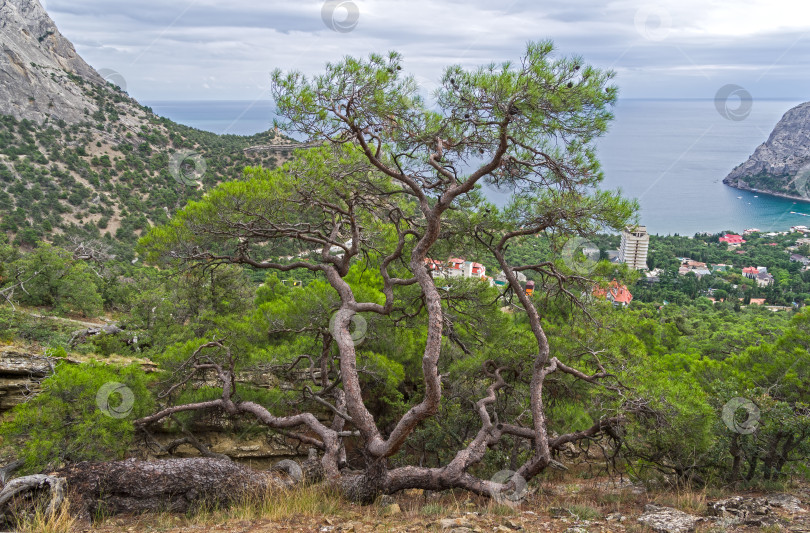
xmin=593 ymin=279 xmax=633 ymax=307
xmin=424 ymin=258 xmax=444 ymax=271
xmin=448 ymin=258 xmax=465 ymax=270
xmin=470 ymin=262 xmax=485 ymax=276
xmin=425 ymin=258 xmax=490 ymax=285
xmin=742 ymin=267 xmax=759 ymax=278
xmin=719 ymin=234 xmax=746 ymax=246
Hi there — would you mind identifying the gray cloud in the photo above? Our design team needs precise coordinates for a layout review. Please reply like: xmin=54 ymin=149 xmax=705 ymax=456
xmin=41 ymin=0 xmax=810 ymax=101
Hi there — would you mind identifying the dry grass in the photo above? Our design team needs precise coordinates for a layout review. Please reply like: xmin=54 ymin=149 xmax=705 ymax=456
xmin=96 ymin=483 xmax=347 ymax=530
xmin=216 ymin=483 xmax=344 ymax=521
xmin=650 ymin=486 xmax=709 ymax=514
xmin=11 ymin=500 xmax=78 ymax=533
xmin=84 ymin=477 xmax=810 ymax=532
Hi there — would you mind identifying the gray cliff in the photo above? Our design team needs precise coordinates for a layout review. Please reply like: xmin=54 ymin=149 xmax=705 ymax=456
xmin=0 ymin=0 xmax=115 ymax=124
xmin=723 ymin=102 xmax=810 ymax=200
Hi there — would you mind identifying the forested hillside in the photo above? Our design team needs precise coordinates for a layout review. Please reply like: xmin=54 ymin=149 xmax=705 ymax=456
xmin=0 ymin=93 xmax=293 ymax=250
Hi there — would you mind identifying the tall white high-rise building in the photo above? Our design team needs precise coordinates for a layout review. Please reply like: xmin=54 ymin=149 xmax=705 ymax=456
xmin=619 ymin=225 xmax=649 ymax=270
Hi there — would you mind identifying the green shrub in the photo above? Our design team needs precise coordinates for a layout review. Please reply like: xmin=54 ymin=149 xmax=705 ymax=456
xmin=0 ymin=361 xmax=155 ymax=473
xmin=90 ymin=332 xmax=130 ymax=357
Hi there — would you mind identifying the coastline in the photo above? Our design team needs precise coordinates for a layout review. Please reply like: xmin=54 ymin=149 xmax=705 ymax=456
xmin=724 ymin=181 xmax=810 ymax=205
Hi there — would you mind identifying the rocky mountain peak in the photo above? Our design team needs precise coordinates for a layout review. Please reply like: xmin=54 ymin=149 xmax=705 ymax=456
xmin=0 ymin=0 xmax=116 ymax=124
xmin=723 ymin=101 xmax=810 ymax=200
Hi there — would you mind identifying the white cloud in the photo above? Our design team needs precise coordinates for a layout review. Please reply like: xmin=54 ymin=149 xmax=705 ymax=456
xmin=40 ymin=0 xmax=810 ymax=101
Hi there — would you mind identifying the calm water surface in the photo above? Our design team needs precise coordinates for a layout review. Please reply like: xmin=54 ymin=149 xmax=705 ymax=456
xmin=145 ymin=99 xmax=808 ymax=235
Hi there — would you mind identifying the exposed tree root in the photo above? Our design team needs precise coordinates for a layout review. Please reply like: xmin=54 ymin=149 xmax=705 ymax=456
xmin=0 ymin=473 xmax=66 ymax=520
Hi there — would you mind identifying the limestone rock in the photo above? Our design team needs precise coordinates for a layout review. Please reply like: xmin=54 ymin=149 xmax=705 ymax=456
xmin=723 ymin=101 xmax=810 ymax=200
xmin=637 ymin=504 xmax=702 ymax=533
xmin=377 ymin=494 xmax=395 ymax=506
xmin=439 ymin=517 xmax=474 ymax=529
xmin=0 ymin=0 xmax=133 ymax=124
xmin=0 ymin=346 xmax=57 ymax=411
xmin=0 ymin=346 xmax=153 ymax=413
xmin=502 ymin=518 xmax=522 ymax=529
xmin=708 ymin=494 xmax=805 ymax=526
xmin=766 ymin=493 xmax=807 ymax=514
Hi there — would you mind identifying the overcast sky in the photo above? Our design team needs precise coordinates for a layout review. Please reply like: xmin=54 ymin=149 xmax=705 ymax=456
xmin=43 ymin=0 xmax=810 ymax=103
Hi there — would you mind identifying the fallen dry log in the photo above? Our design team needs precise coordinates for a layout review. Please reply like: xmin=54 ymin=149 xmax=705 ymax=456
xmin=0 ymin=457 xmax=302 ymax=522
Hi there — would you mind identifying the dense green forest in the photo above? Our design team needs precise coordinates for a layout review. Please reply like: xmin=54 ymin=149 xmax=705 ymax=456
xmin=1 ymin=223 xmax=807 ymax=488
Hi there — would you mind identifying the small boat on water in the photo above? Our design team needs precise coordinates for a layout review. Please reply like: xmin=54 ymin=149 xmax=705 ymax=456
xmin=754 ymin=195 xmax=759 ymax=198
xmin=737 ymin=196 xmax=743 ymax=199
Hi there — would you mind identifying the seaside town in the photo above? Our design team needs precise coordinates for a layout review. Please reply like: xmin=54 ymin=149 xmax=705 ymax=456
xmin=422 ymin=224 xmax=810 ymax=311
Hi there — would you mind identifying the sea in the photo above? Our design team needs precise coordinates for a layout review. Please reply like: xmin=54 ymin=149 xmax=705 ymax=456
xmin=145 ymin=98 xmax=809 ymax=236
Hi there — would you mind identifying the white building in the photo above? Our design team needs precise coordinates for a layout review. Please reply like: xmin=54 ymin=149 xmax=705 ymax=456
xmin=619 ymin=225 xmax=649 ymax=270
xmin=425 ymin=258 xmax=493 ymax=286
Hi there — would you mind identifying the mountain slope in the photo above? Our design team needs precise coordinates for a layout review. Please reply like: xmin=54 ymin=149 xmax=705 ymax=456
xmin=723 ymin=101 xmax=810 ymax=201
xmin=0 ymin=0 xmax=296 ymax=252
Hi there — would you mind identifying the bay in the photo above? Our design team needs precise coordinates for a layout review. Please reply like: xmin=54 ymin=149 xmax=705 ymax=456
xmin=597 ymin=98 xmax=806 ymax=236
xmin=145 ymin=98 xmax=809 ymax=236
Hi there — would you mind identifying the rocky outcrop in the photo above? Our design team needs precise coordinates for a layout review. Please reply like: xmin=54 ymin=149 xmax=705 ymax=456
xmin=637 ymin=504 xmax=703 ymax=533
xmin=146 ymin=427 xmax=304 ymax=467
xmin=707 ymin=494 xmax=806 ymax=527
xmin=723 ymin=101 xmax=810 ymax=200
xmin=0 ymin=0 xmax=130 ymax=124
xmin=0 ymin=346 xmax=57 ymax=411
